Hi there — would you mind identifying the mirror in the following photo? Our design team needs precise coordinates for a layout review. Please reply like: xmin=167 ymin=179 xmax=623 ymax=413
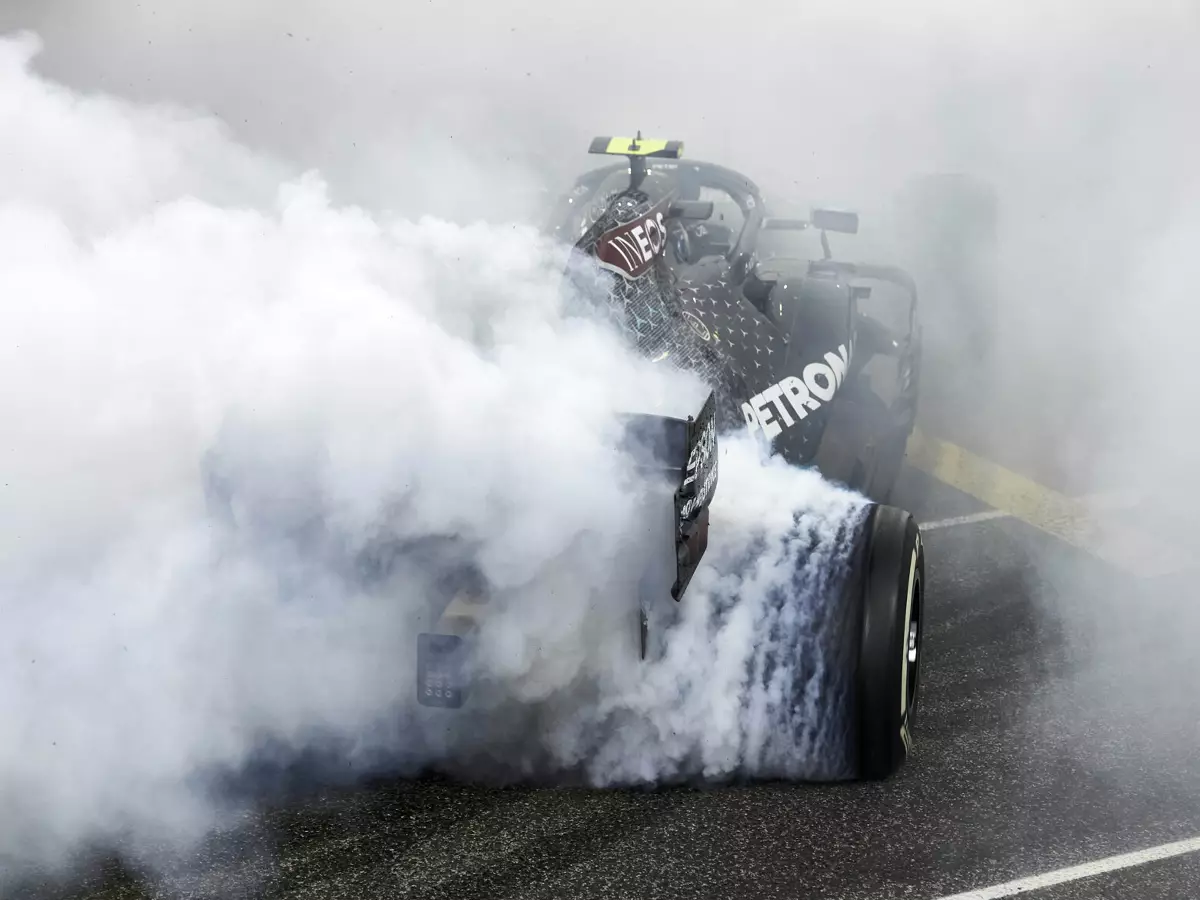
xmin=810 ymin=208 xmax=859 ymax=235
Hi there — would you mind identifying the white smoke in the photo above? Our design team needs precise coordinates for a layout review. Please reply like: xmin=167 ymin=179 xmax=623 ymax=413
xmin=0 ymin=31 xmax=869 ymax=884
xmin=534 ymin=440 xmax=868 ymax=787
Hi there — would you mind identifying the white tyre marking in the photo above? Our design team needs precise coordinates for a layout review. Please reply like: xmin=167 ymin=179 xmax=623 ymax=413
xmin=899 ymin=546 xmax=917 ymax=719
xmin=930 ymin=835 xmax=1200 ymax=900
xmin=922 ymin=510 xmax=1011 ymax=531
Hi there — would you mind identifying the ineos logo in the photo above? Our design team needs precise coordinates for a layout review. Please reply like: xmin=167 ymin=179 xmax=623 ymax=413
xmin=594 ymin=195 xmax=673 ymax=279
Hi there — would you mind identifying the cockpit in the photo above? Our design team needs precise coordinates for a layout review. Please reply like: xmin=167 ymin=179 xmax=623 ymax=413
xmin=562 ymin=164 xmax=749 ymax=264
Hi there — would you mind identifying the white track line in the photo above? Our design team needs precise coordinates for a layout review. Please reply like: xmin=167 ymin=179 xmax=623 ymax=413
xmin=921 ymin=509 xmax=1012 ymax=531
xmin=930 ymin=836 xmax=1200 ymax=899
xmin=920 ymin=490 xmax=1143 ymax=534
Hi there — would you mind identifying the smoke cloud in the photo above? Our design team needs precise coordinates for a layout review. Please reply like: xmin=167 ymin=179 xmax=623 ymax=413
xmin=0 ymin=28 xmax=873 ymax=887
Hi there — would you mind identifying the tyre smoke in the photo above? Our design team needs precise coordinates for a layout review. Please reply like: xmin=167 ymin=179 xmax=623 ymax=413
xmin=0 ymin=33 xmax=868 ymax=885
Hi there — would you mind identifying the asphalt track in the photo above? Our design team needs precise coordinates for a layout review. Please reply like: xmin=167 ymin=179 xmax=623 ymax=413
xmin=14 ymin=363 xmax=1200 ymax=900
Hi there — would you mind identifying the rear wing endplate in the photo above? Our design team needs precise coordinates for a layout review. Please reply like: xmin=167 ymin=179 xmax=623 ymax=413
xmin=672 ymin=391 xmax=717 ymax=600
xmin=615 ymin=390 xmax=719 ymax=603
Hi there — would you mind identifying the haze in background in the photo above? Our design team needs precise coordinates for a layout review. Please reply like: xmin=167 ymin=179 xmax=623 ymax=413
xmin=5 ymin=0 xmax=1194 ymax=475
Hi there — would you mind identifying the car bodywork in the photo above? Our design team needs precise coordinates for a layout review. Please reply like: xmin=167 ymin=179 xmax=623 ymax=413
xmin=415 ymin=136 xmax=926 ymax=715
xmin=196 ymin=135 xmax=928 ymax=776
xmin=545 ymin=140 xmax=922 ymax=501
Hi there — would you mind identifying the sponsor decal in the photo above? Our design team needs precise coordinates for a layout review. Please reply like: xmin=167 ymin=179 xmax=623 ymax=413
xmin=741 ymin=342 xmax=853 ymax=441
xmin=594 ymin=195 xmax=672 ymax=279
xmin=682 ymin=464 xmax=717 ymax=520
xmin=680 ymin=404 xmax=717 ymax=519
xmin=683 ymin=310 xmax=711 ymax=341
xmin=682 ymin=413 xmax=716 ymax=492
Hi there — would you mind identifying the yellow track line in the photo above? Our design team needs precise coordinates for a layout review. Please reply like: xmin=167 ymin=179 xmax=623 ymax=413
xmin=906 ymin=428 xmax=1190 ymax=578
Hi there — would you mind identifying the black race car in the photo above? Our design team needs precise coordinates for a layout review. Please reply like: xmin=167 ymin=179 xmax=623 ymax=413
xmin=203 ymin=135 xmax=928 ymax=782
xmin=417 ymin=136 xmax=927 ymax=781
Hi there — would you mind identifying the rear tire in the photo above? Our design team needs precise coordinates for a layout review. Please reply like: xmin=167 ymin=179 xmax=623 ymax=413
xmin=853 ymin=504 xmax=925 ymax=779
xmin=713 ymin=499 xmax=926 ymax=783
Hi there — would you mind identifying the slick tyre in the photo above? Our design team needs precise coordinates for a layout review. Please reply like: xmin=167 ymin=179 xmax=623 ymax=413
xmin=852 ymin=503 xmax=925 ymax=779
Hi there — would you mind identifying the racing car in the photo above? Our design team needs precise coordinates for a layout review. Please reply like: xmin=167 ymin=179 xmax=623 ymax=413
xmin=417 ymin=135 xmax=927 ymax=781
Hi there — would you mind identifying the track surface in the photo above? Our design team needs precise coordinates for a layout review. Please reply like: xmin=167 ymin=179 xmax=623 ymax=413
xmin=13 ymin=338 xmax=1200 ymax=900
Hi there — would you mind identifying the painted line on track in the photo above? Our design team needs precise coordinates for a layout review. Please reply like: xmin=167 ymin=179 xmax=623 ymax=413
xmin=920 ymin=492 xmax=1138 ymax=533
xmin=906 ymin=428 xmax=1190 ymax=578
xmin=922 ymin=510 xmax=1012 ymax=531
xmin=929 ymin=835 xmax=1200 ymax=899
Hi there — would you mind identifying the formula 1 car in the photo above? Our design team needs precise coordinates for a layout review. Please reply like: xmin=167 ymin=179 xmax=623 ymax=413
xmin=200 ymin=135 xmax=926 ymax=782
xmin=416 ymin=136 xmax=927 ymax=780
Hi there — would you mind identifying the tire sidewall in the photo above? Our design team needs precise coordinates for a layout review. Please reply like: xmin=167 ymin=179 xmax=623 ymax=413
xmin=855 ymin=504 xmax=924 ymax=779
